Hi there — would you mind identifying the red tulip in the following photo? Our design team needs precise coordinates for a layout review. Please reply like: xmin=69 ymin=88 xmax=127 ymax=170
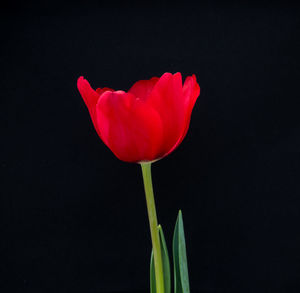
xmin=77 ymin=72 xmax=200 ymax=163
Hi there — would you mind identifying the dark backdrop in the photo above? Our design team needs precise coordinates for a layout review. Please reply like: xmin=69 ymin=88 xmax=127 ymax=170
xmin=1 ymin=1 xmax=300 ymax=292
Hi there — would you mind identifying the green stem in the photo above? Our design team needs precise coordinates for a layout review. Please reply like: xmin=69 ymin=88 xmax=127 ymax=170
xmin=141 ymin=162 xmax=165 ymax=293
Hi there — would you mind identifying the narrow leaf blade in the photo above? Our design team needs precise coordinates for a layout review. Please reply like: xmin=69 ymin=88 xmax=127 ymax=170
xmin=158 ymin=225 xmax=171 ymax=293
xmin=150 ymin=225 xmax=171 ymax=293
xmin=150 ymin=251 xmax=156 ymax=293
xmin=173 ymin=210 xmax=190 ymax=293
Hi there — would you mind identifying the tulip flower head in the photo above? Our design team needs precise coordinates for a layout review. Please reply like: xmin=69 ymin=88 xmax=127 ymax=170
xmin=77 ymin=72 xmax=200 ymax=163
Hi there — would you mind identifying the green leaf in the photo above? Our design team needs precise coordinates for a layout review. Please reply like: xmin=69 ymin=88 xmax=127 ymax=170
xmin=158 ymin=225 xmax=171 ymax=293
xmin=150 ymin=251 xmax=156 ymax=293
xmin=173 ymin=210 xmax=190 ymax=293
xmin=150 ymin=225 xmax=171 ymax=293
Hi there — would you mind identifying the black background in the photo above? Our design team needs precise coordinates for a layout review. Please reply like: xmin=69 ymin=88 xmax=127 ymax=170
xmin=1 ymin=1 xmax=300 ymax=292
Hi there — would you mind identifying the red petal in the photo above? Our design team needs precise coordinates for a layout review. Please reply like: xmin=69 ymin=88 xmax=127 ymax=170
xmin=77 ymin=76 xmax=100 ymax=111
xmin=128 ymin=77 xmax=159 ymax=101
xmin=95 ymin=91 xmax=163 ymax=162
xmin=77 ymin=76 xmax=108 ymax=139
xmin=181 ymin=74 xmax=201 ymax=138
xmin=96 ymin=87 xmax=114 ymax=95
xmin=147 ymin=72 xmax=185 ymax=156
xmin=164 ymin=74 xmax=200 ymax=156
